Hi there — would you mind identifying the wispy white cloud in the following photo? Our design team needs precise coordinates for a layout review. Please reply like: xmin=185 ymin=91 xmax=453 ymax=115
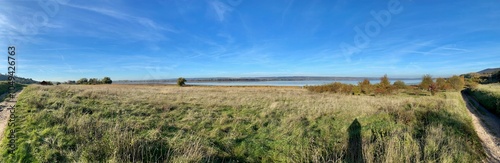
xmin=209 ymin=0 xmax=233 ymax=22
xmin=63 ymin=3 xmax=178 ymax=42
xmin=406 ymin=45 xmax=470 ymax=56
xmin=0 ymin=14 xmax=17 ymax=31
xmin=217 ymin=33 xmax=234 ymax=44
xmin=280 ymin=0 xmax=294 ymax=26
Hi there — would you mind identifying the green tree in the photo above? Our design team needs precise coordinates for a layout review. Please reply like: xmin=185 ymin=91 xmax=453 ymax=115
xmin=448 ymin=75 xmax=465 ymax=91
xmin=102 ymin=77 xmax=112 ymax=84
xmin=436 ymin=78 xmax=447 ymax=91
xmin=420 ymin=74 xmax=433 ymax=90
xmin=380 ymin=74 xmax=391 ymax=88
xmin=177 ymin=77 xmax=187 ymax=87
xmin=358 ymin=79 xmax=372 ymax=95
xmin=375 ymin=74 xmax=392 ymax=94
xmin=77 ymin=78 xmax=88 ymax=84
xmin=377 ymin=74 xmax=392 ymax=94
xmin=393 ymin=80 xmax=407 ymax=89
xmin=88 ymin=78 xmax=99 ymax=85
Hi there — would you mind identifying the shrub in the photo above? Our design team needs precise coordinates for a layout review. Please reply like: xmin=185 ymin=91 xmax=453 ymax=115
xmin=306 ymin=82 xmax=354 ymax=94
xmin=352 ymin=86 xmax=361 ymax=95
xmin=177 ymin=77 xmax=187 ymax=87
xmin=393 ymin=80 xmax=407 ymax=89
xmin=88 ymin=78 xmax=100 ymax=85
xmin=77 ymin=78 xmax=88 ymax=84
xmin=102 ymin=77 xmax=112 ymax=84
xmin=435 ymin=78 xmax=448 ymax=91
xmin=448 ymin=75 xmax=465 ymax=91
xmin=377 ymin=74 xmax=392 ymax=94
xmin=466 ymin=81 xmax=479 ymax=89
xmin=380 ymin=75 xmax=391 ymax=88
xmin=420 ymin=74 xmax=433 ymax=90
xmin=358 ymin=79 xmax=372 ymax=95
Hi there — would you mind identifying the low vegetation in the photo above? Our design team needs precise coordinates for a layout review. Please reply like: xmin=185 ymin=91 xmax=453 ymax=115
xmin=466 ymin=83 xmax=500 ymax=117
xmin=462 ymin=70 xmax=500 ymax=84
xmin=65 ymin=77 xmax=112 ymax=85
xmin=0 ymin=84 xmax=484 ymax=162
xmin=177 ymin=77 xmax=187 ymax=87
xmin=306 ymin=75 xmax=465 ymax=96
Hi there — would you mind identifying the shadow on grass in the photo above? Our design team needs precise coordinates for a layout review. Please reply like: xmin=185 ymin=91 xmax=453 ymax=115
xmin=346 ymin=118 xmax=364 ymax=163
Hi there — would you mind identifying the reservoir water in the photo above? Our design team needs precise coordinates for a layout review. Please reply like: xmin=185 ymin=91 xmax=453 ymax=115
xmin=117 ymin=79 xmax=422 ymax=87
xmin=178 ymin=79 xmax=422 ymax=86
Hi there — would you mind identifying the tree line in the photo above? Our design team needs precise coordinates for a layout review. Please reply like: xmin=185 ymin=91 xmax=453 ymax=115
xmin=306 ymin=74 xmax=466 ymax=96
xmin=65 ymin=77 xmax=113 ymax=85
xmin=461 ymin=70 xmax=500 ymax=86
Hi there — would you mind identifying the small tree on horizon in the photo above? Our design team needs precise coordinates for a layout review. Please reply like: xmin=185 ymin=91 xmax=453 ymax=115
xmin=448 ymin=75 xmax=465 ymax=90
xmin=177 ymin=77 xmax=187 ymax=87
xmin=102 ymin=77 xmax=112 ymax=84
xmin=358 ymin=79 xmax=372 ymax=95
xmin=77 ymin=78 xmax=88 ymax=84
xmin=88 ymin=78 xmax=99 ymax=85
xmin=436 ymin=78 xmax=448 ymax=91
xmin=420 ymin=74 xmax=433 ymax=90
xmin=380 ymin=74 xmax=391 ymax=88
xmin=393 ymin=80 xmax=407 ymax=89
xmin=375 ymin=74 xmax=393 ymax=95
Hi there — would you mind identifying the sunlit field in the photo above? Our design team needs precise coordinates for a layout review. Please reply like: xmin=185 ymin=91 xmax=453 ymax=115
xmin=0 ymin=84 xmax=484 ymax=162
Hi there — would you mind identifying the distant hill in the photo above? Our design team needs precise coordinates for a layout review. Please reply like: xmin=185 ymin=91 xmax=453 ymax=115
xmin=477 ymin=68 xmax=500 ymax=74
xmin=0 ymin=74 xmax=38 ymax=84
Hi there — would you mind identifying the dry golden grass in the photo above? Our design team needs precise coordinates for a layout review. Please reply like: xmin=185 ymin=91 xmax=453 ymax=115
xmin=0 ymin=84 xmax=485 ymax=162
xmin=477 ymin=83 xmax=500 ymax=93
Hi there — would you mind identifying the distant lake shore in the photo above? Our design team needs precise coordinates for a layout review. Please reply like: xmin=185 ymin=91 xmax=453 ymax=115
xmin=114 ymin=79 xmax=422 ymax=86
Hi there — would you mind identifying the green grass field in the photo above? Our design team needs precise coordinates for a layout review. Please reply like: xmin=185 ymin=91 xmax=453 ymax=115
xmin=467 ymin=83 xmax=500 ymax=117
xmin=0 ymin=84 xmax=485 ymax=162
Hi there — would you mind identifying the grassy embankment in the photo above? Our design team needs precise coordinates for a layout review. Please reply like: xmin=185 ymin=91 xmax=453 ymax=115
xmin=0 ymin=84 xmax=485 ymax=162
xmin=467 ymin=83 xmax=500 ymax=117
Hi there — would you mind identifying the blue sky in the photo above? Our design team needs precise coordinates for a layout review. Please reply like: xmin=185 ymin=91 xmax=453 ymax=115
xmin=1 ymin=0 xmax=499 ymax=81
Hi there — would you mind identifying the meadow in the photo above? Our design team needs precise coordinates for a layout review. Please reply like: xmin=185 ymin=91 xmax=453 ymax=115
xmin=467 ymin=83 xmax=500 ymax=117
xmin=0 ymin=84 xmax=485 ymax=162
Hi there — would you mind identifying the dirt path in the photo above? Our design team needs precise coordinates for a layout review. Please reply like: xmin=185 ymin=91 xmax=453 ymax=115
xmin=0 ymin=90 xmax=23 ymax=145
xmin=461 ymin=91 xmax=500 ymax=162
